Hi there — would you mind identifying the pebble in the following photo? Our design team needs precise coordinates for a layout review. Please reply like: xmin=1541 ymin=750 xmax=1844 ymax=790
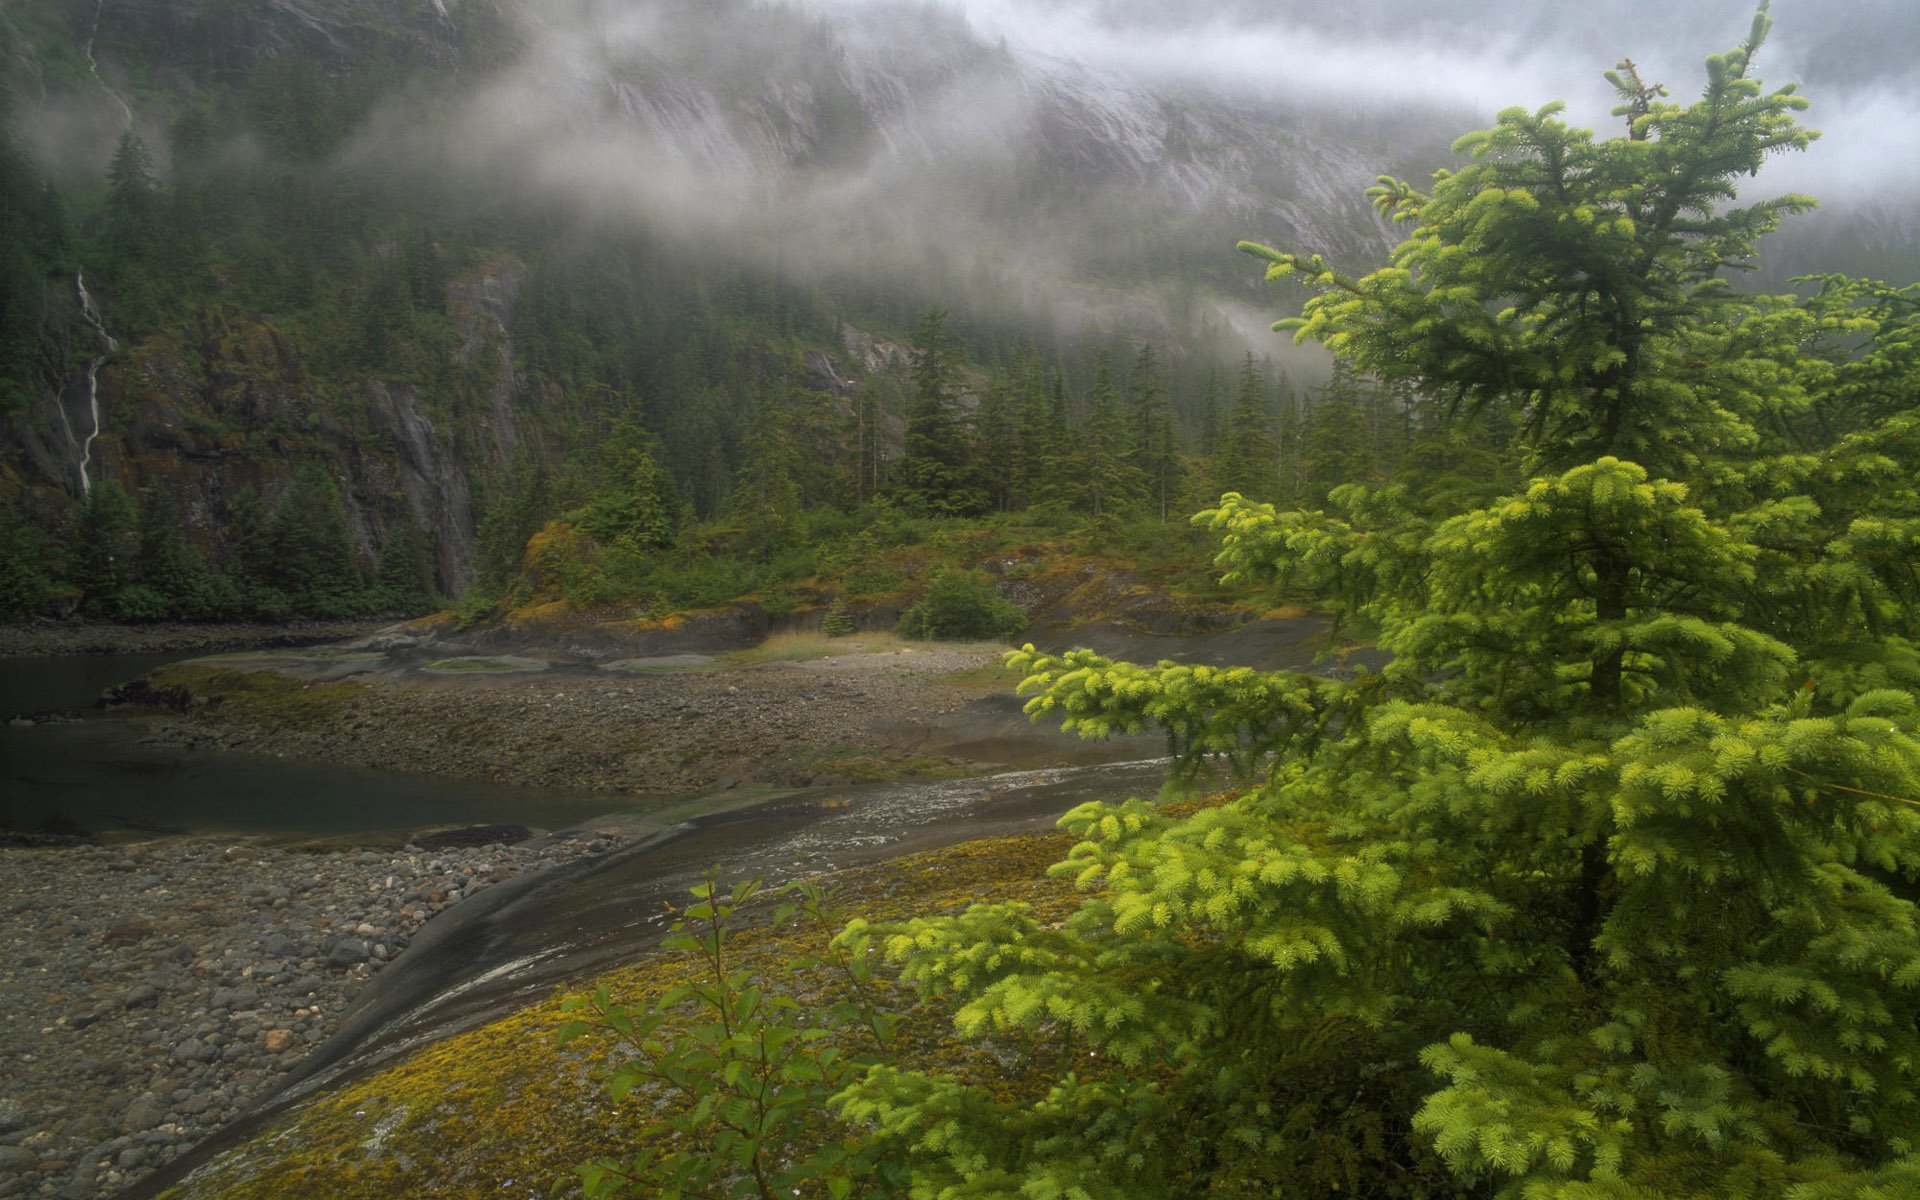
xmin=0 ymin=831 xmax=625 ymax=1196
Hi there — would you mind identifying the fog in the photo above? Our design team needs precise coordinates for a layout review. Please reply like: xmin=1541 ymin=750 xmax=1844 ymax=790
xmin=23 ymin=0 xmax=1916 ymax=358
xmin=884 ymin=0 xmax=1920 ymax=196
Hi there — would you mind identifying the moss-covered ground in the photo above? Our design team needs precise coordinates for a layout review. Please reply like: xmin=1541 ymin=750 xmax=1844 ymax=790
xmin=145 ymin=664 xmax=370 ymax=731
xmin=159 ymin=822 xmax=1130 ymax=1199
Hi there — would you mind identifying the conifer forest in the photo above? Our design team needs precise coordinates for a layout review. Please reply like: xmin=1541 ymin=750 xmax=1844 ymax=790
xmin=1 ymin=1 xmax=1918 ymax=1198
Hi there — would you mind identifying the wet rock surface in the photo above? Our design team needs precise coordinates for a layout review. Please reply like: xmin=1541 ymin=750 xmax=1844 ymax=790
xmin=0 ymin=832 xmax=624 ymax=1198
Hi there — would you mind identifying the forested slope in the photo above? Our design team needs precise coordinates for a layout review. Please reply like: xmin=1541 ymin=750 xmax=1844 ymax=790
xmin=0 ymin=0 xmax=1457 ymax=625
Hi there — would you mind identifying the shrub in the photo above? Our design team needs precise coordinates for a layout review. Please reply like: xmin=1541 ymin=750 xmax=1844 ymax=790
xmin=110 ymin=584 xmax=172 ymax=622
xmin=558 ymin=875 xmax=904 ymax=1200
xmin=821 ymin=599 xmax=856 ymax=637
xmin=896 ymin=569 xmax=1025 ymax=642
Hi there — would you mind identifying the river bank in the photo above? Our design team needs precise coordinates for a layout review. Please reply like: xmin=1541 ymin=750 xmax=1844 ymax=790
xmin=131 ymin=636 xmax=1066 ymax=797
xmin=0 ymin=830 xmax=625 ymax=1200
xmin=0 ymin=621 xmax=393 ymax=660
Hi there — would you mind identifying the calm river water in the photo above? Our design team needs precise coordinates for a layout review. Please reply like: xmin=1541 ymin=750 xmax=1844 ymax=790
xmin=0 ymin=655 xmax=637 ymax=842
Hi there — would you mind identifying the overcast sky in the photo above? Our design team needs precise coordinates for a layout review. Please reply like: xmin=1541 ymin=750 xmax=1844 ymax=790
xmin=811 ymin=0 xmax=1920 ymax=197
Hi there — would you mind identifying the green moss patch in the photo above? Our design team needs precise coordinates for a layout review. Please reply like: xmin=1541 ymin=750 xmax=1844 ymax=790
xmin=146 ymin=664 xmax=369 ymax=731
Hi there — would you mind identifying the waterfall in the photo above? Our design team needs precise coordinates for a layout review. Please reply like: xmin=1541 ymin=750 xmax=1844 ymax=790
xmin=82 ymin=0 xmax=134 ymax=134
xmin=74 ymin=271 xmax=119 ymax=497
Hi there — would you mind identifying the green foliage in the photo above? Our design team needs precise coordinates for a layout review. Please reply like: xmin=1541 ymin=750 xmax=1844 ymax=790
xmin=896 ymin=310 xmax=989 ymax=518
xmin=1043 ymin=350 xmax=1146 ymax=521
xmin=0 ymin=503 xmax=58 ymax=617
xmin=558 ymin=874 xmax=904 ymax=1200
xmin=0 ymin=86 xmax=69 ymax=413
xmin=833 ymin=13 xmax=1920 ymax=1199
xmin=262 ymin=462 xmax=363 ymax=604
xmin=575 ymin=419 xmax=683 ymax=555
xmin=69 ymin=480 xmax=138 ymax=611
xmin=373 ymin=518 xmax=437 ymax=610
xmin=896 ymin=569 xmax=1026 ymax=642
xmin=1208 ymin=352 xmax=1275 ymax=500
xmin=821 ymin=599 xmax=857 ymax=638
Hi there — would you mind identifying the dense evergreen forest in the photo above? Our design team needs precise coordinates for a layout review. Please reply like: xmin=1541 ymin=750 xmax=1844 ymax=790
xmin=0 ymin=59 xmax=1427 ymax=627
xmin=2 ymin=0 xmax=1466 ymax=629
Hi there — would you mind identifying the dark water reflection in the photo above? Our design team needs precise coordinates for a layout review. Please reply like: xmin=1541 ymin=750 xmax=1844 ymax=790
xmin=0 ymin=655 xmax=645 ymax=842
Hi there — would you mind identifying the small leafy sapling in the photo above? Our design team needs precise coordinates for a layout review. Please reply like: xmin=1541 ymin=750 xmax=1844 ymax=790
xmin=556 ymin=872 xmax=902 ymax=1200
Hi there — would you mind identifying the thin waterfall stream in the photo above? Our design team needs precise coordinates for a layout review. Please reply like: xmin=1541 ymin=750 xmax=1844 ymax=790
xmin=81 ymin=0 xmax=135 ymax=133
xmin=74 ymin=270 xmax=118 ymax=496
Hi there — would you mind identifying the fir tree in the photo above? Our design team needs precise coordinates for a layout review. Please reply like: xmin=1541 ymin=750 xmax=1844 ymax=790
xmin=69 ymin=480 xmax=138 ymax=611
xmin=1127 ymin=343 xmax=1183 ymax=520
xmin=1048 ymin=351 xmax=1145 ymax=520
xmin=104 ymin=131 xmax=159 ymax=275
xmin=374 ymin=517 xmax=437 ymax=608
xmin=1211 ymin=352 xmax=1275 ymax=500
xmin=724 ymin=385 xmax=806 ymax=537
xmin=134 ymin=488 xmax=210 ymax=614
xmin=578 ymin=418 xmax=681 ymax=554
xmin=896 ymin=309 xmax=986 ymax=517
xmin=835 ymin=10 xmax=1920 ymax=1197
xmin=265 ymin=463 xmax=362 ymax=602
xmin=973 ymin=375 xmax=1018 ymax=513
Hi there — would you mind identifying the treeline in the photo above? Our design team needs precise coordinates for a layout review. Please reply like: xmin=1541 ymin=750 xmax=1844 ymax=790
xmin=0 ymin=463 xmax=435 ymax=621
xmin=459 ymin=303 xmax=1504 ymax=621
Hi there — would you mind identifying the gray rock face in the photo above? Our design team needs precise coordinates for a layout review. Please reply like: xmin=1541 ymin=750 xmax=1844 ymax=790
xmin=0 ymin=1143 xmax=37 ymax=1172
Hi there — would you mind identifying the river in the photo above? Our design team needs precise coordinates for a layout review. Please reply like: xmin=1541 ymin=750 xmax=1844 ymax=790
xmin=0 ymin=655 xmax=638 ymax=842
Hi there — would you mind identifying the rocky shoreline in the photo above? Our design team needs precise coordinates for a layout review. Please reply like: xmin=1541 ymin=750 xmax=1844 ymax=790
xmin=139 ymin=642 xmax=1018 ymax=796
xmin=0 ymin=831 xmax=624 ymax=1199
xmin=0 ymin=621 xmax=394 ymax=659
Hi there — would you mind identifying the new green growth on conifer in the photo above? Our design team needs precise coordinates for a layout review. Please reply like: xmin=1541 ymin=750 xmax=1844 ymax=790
xmin=824 ymin=6 xmax=1920 ymax=1197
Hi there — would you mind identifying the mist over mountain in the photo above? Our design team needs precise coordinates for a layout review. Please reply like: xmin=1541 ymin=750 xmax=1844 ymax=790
xmin=12 ymin=0 xmax=1915 ymax=313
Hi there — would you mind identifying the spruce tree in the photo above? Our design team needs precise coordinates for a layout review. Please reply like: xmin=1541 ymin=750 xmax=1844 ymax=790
xmin=896 ymin=310 xmax=986 ymax=517
xmin=69 ymin=480 xmax=138 ymax=612
xmin=578 ymin=418 xmax=681 ymax=554
xmin=1211 ymin=352 xmax=1276 ymax=499
xmin=1127 ymin=343 xmax=1183 ymax=520
xmin=374 ymin=518 xmax=437 ymax=609
xmin=104 ymin=131 xmax=159 ymax=275
xmin=1047 ymin=351 xmax=1145 ymax=521
xmin=833 ymin=9 xmax=1920 ymax=1197
xmin=134 ymin=488 xmax=211 ymax=615
xmin=265 ymin=463 xmax=362 ymax=604
xmin=974 ymin=375 xmax=1018 ymax=513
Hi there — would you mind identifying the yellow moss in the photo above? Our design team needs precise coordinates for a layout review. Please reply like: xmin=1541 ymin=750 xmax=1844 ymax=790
xmin=506 ymin=599 xmax=573 ymax=625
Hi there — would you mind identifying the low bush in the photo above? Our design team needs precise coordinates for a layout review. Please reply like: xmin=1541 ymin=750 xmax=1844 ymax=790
xmin=896 ymin=569 xmax=1026 ymax=642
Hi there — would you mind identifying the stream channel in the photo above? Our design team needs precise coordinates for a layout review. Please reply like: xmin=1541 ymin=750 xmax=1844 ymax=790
xmin=0 ymin=616 xmax=1352 ymax=1197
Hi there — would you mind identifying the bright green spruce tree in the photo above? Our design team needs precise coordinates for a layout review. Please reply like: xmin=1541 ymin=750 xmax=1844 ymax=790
xmin=832 ymin=7 xmax=1920 ymax=1197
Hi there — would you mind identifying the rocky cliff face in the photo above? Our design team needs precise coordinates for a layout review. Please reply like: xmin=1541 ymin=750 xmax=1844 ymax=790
xmin=4 ymin=257 xmax=532 ymax=594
